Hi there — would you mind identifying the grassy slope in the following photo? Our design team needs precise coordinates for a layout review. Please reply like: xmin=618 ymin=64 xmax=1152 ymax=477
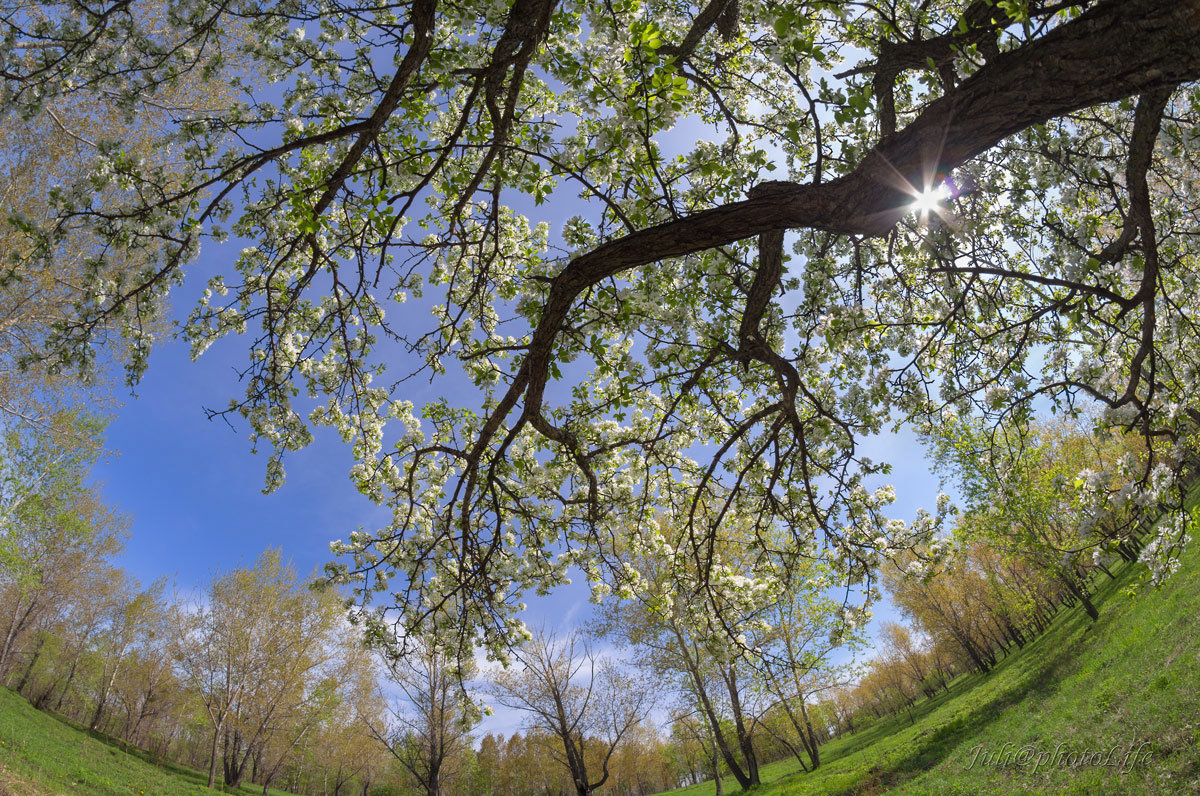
xmin=661 ymin=533 xmax=1200 ymax=796
xmin=0 ymin=688 xmax=297 ymax=796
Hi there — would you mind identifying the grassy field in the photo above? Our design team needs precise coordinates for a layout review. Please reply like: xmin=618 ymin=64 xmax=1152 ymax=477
xmin=661 ymin=538 xmax=1200 ymax=796
xmin=0 ymin=688 xmax=298 ymax=796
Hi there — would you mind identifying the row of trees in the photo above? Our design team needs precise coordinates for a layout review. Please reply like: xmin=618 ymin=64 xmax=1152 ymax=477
xmin=5 ymin=551 xmax=390 ymax=794
xmin=295 ymin=413 xmax=1184 ymax=796
xmin=5 ymin=414 xmax=1185 ymax=796
xmin=367 ymin=508 xmax=873 ymax=796
xmin=826 ymin=417 xmax=1196 ymax=732
xmin=370 ymin=724 xmax=680 ymax=796
xmin=836 ymin=536 xmax=1113 ymax=732
xmin=0 ymin=420 xmax=390 ymax=795
xmin=372 ymin=627 xmax=680 ymax=796
xmin=371 ymin=622 xmax=848 ymax=796
xmin=4 ymin=545 xmax=390 ymax=795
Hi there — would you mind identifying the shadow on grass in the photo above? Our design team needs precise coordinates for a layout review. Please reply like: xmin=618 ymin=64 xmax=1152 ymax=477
xmin=29 ymin=705 xmax=269 ymax=796
xmin=847 ymin=562 xmax=1139 ymax=794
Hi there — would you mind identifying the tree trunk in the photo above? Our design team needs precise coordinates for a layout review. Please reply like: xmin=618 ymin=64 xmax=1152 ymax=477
xmin=89 ymin=653 xmax=128 ymax=732
xmin=948 ymin=624 xmax=990 ymax=673
xmin=15 ymin=634 xmax=44 ymax=693
xmin=207 ymin=720 xmax=223 ymax=789
xmin=224 ymin=729 xmax=253 ymax=788
xmin=0 ymin=596 xmax=36 ymax=676
xmin=798 ymin=699 xmax=821 ymax=769
xmin=1059 ymin=570 xmax=1099 ymax=621
xmin=722 ymin=665 xmax=759 ymax=786
xmin=54 ymin=654 xmax=82 ymax=712
xmin=129 ymin=692 xmax=155 ymax=747
xmin=670 ymin=626 xmax=754 ymax=790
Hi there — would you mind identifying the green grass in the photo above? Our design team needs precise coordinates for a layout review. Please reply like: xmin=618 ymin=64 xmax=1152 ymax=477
xmin=0 ymin=688 xmax=298 ymax=796
xmin=659 ymin=532 xmax=1200 ymax=795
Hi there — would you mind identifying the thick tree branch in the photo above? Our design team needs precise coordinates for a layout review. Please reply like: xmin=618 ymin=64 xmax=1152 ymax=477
xmin=491 ymin=0 xmax=1200 ymax=451
xmin=737 ymin=229 xmax=784 ymax=351
xmin=660 ymin=0 xmax=739 ymax=61
xmin=1116 ymin=85 xmax=1174 ymax=408
xmin=309 ymin=0 xmax=438 ymax=222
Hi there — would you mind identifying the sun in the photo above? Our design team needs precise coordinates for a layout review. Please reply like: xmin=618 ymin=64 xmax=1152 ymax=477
xmin=911 ymin=181 xmax=951 ymax=215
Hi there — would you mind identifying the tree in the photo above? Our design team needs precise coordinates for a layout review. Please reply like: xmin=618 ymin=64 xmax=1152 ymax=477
xmin=0 ymin=412 xmax=126 ymax=676
xmin=252 ymin=632 xmax=374 ymax=796
xmin=0 ymin=8 xmax=247 ymax=431
xmin=307 ymin=638 xmax=390 ymax=796
xmin=877 ymin=623 xmax=935 ymax=698
xmin=86 ymin=576 xmax=167 ymax=731
xmin=602 ymin=722 xmax=677 ymax=796
xmin=40 ymin=563 xmax=128 ymax=713
xmin=108 ymin=600 xmax=189 ymax=749
xmin=489 ymin=629 xmax=654 ymax=796
xmin=175 ymin=549 xmax=347 ymax=790
xmin=595 ymin=509 xmax=870 ymax=787
xmin=8 ymin=0 xmax=1200 ymax=653
xmin=668 ymin=711 xmax=722 ymax=794
xmin=927 ymin=416 xmax=1158 ymax=618
xmin=595 ymin=523 xmax=766 ymax=789
xmin=470 ymin=733 xmax=503 ymax=796
xmin=371 ymin=636 xmax=481 ymax=796
xmin=750 ymin=586 xmax=862 ymax=771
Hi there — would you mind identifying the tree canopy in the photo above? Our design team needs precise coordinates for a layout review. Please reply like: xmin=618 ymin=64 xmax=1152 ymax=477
xmin=5 ymin=0 xmax=1200 ymax=655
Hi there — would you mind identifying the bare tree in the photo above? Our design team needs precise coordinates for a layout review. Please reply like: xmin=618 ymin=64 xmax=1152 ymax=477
xmin=370 ymin=637 xmax=480 ymax=796
xmin=490 ymin=630 xmax=654 ymax=796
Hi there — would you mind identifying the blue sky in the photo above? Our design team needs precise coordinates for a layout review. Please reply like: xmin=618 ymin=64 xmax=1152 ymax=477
xmin=99 ymin=329 xmax=382 ymax=589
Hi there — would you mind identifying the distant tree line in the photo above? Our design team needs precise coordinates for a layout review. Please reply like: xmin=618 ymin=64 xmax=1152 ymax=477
xmin=0 ymin=412 xmax=840 ymax=796
xmin=819 ymin=417 xmax=1199 ymax=735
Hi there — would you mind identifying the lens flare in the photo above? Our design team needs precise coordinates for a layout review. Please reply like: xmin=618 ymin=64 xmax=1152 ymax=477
xmin=911 ymin=182 xmax=951 ymax=215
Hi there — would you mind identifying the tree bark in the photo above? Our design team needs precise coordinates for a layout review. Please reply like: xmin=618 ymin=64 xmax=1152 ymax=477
xmin=54 ymin=653 xmax=82 ymax=712
xmin=0 ymin=596 xmax=37 ymax=676
xmin=798 ymin=698 xmax=821 ymax=769
xmin=721 ymin=665 xmax=759 ymax=786
xmin=89 ymin=663 xmax=121 ymax=732
xmin=668 ymin=623 xmax=755 ymax=790
xmin=207 ymin=720 xmax=224 ymax=789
